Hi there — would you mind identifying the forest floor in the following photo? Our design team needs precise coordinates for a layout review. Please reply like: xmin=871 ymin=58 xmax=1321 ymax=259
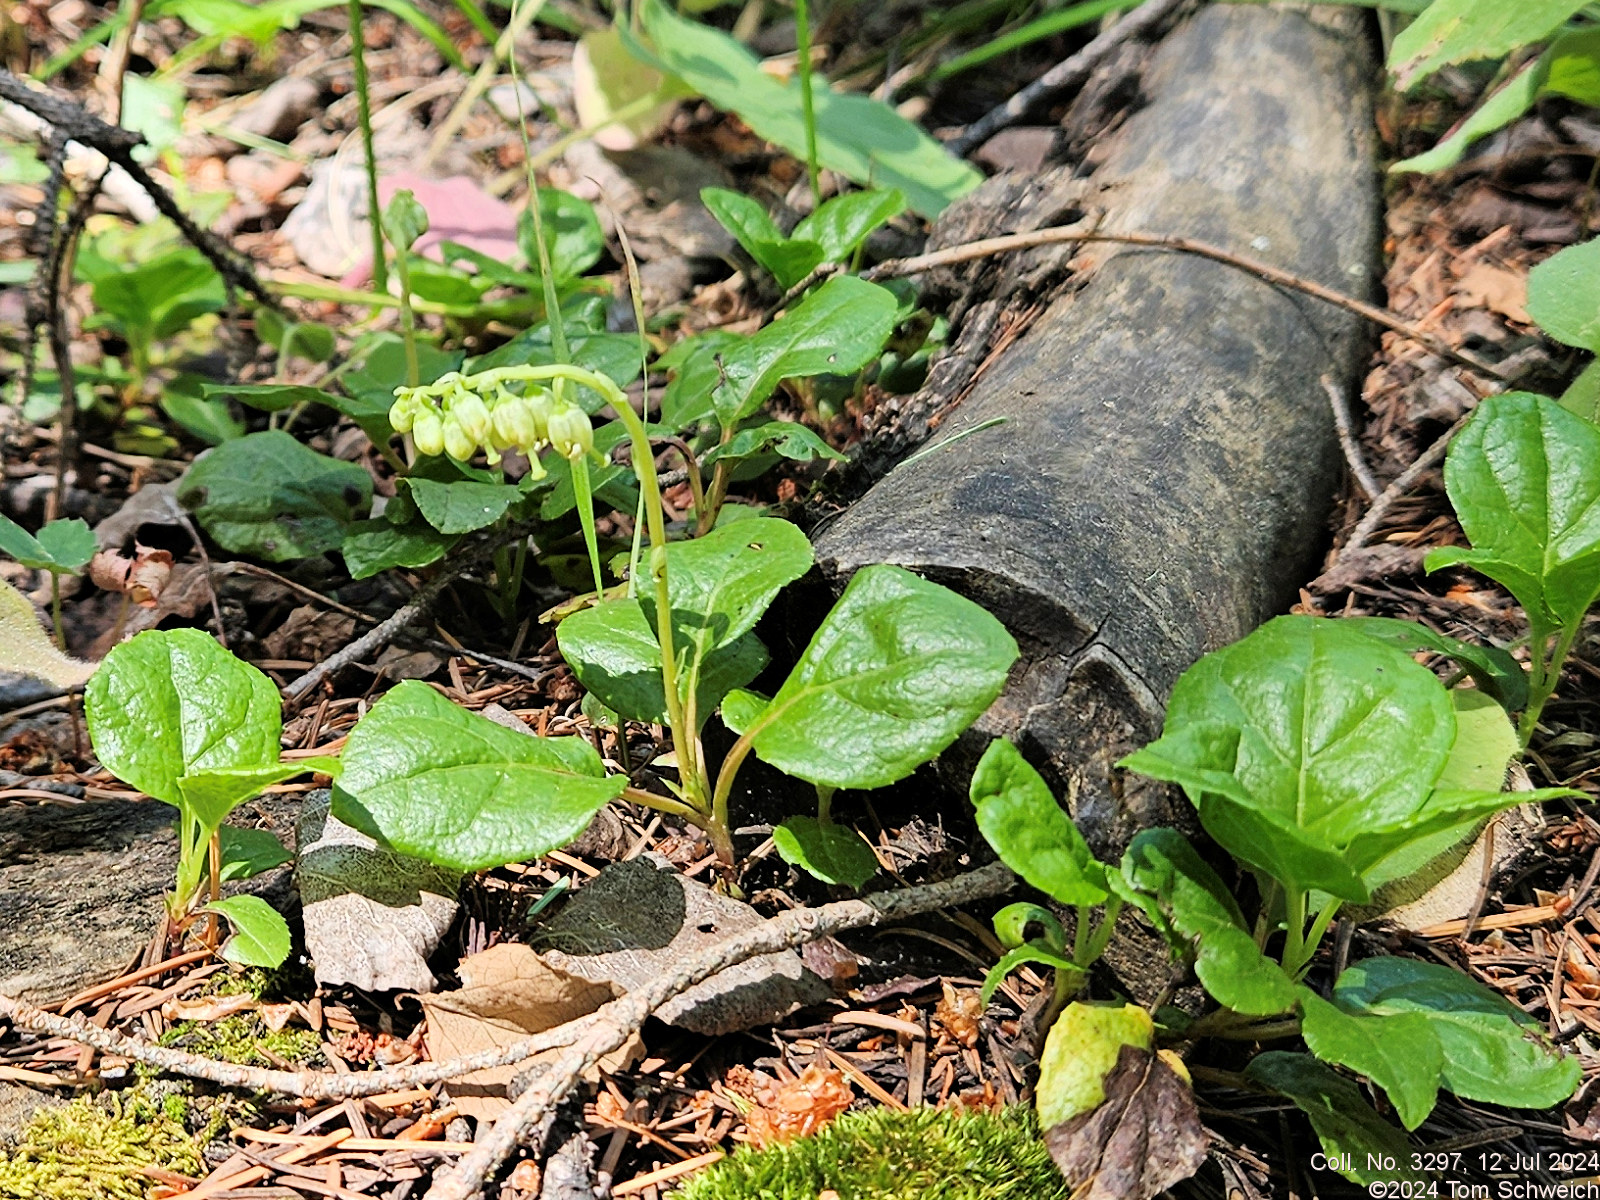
xmin=0 ymin=2 xmax=1598 ymax=1198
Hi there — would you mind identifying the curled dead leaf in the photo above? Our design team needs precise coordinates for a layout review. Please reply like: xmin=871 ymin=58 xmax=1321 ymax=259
xmin=88 ymin=544 xmax=174 ymax=607
xmin=935 ymin=980 xmax=983 ymax=1048
xmin=1044 ymin=1043 xmax=1208 ymax=1200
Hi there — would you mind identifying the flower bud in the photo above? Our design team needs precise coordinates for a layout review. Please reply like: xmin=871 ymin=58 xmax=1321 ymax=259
xmin=492 ymin=396 xmax=540 ymax=450
xmin=547 ymin=404 xmax=594 ymax=461
xmin=388 ymin=393 xmax=417 ymax=433
xmin=451 ymin=393 xmax=492 ymax=444
xmin=442 ymin=413 xmax=477 ymax=462
xmin=412 ymin=409 xmax=445 ymax=457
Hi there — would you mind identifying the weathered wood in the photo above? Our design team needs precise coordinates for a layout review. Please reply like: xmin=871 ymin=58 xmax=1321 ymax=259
xmin=816 ymin=5 xmax=1380 ymax=859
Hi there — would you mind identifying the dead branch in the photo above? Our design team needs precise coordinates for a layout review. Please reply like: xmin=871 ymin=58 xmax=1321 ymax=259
xmin=0 ymin=862 xmax=1015 ymax=1121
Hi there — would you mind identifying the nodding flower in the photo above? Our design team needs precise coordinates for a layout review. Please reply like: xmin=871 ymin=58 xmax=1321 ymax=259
xmin=547 ymin=403 xmax=595 ymax=462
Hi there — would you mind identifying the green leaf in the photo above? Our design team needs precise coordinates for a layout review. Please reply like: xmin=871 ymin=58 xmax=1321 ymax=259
xmin=1425 ymin=392 xmax=1600 ymax=630
xmin=0 ymin=516 xmax=94 ymax=573
xmin=1346 ymin=691 xmax=1527 ymax=899
xmin=87 ymin=247 xmax=222 ymax=352
xmin=341 ymin=518 xmax=457 ymax=580
xmin=637 ymin=0 xmax=980 ymax=218
xmin=162 ymin=385 xmax=245 ymax=445
xmin=1035 ymin=1001 xmax=1153 ymax=1128
xmin=335 ymin=680 xmax=625 ymax=872
xmin=383 ymin=190 xmax=429 ymax=253
xmin=711 ymin=276 xmax=900 ymax=429
xmin=1120 ymin=616 xmax=1456 ymax=902
xmin=517 ymin=188 xmax=603 ymax=282
xmin=204 ymin=383 xmax=334 ymax=413
xmin=793 ymin=189 xmax=907 ymax=263
xmin=1244 ymin=1053 xmax=1414 ymax=1184
xmin=736 ymin=565 xmax=1017 ymax=790
xmin=1299 ymin=989 xmax=1442 ymax=1130
xmin=700 ymin=187 xmax=823 ymax=290
xmin=720 ymin=687 xmax=768 ymax=735
xmin=85 ymin=629 xmax=282 ymax=809
xmin=981 ymin=944 xmax=1081 ymax=1007
xmin=1337 ymin=616 xmax=1527 ymax=712
xmin=345 ymin=337 xmax=463 ymax=406
xmin=1546 ymin=29 xmax=1600 ymax=105
xmin=558 ymin=518 xmax=812 ymax=725
xmin=773 ymin=816 xmax=879 ymax=888
xmin=659 ymin=331 xmax=741 ymax=430
xmin=1392 ymin=52 xmax=1547 ymax=174
xmin=1529 ymin=235 xmax=1600 ymax=353
xmin=572 ymin=26 xmax=691 ymax=153
xmin=700 ymin=420 xmax=845 ymax=467
xmin=1333 ymin=956 xmax=1580 ymax=1108
xmin=1561 ymin=359 xmax=1600 ymax=425
xmin=1116 ymin=829 xmax=1297 ymax=1016
xmin=219 ymin=825 xmax=293 ymax=882
xmin=404 ymin=477 xmax=524 ymax=535
xmin=178 ymin=430 xmax=372 ymax=562
xmin=971 ymin=739 xmax=1106 ymax=906
xmin=179 ymin=761 xmax=329 ymax=833
xmin=203 ymin=895 xmax=291 ymax=967
xmin=1388 ymin=0 xmax=1588 ymax=91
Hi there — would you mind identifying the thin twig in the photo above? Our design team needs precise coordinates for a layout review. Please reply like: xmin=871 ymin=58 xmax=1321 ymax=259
xmin=861 ymin=226 xmax=1512 ymax=381
xmin=945 ymin=0 xmax=1186 ymax=158
xmin=1340 ymin=410 xmax=1471 ymax=555
xmin=422 ymin=860 xmax=1015 ymax=1200
xmin=1321 ymin=375 xmax=1382 ymax=500
xmin=0 ymin=862 xmax=1015 ymax=1120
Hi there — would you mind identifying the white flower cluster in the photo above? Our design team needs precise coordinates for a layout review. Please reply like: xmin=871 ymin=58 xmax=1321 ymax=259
xmin=388 ymin=372 xmax=595 ymax=468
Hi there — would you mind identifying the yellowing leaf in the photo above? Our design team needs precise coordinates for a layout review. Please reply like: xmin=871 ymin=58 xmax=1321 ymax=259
xmin=1035 ymin=1001 xmax=1152 ymax=1129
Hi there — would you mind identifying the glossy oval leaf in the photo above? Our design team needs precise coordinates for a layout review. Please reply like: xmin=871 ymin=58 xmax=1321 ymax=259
xmin=773 ymin=815 xmax=879 ymax=888
xmin=405 ymin=477 xmax=525 ymax=535
xmin=1426 ymin=392 xmax=1600 ymax=630
xmin=1332 ymin=955 xmax=1580 ymax=1109
xmin=1338 ymin=615 xmax=1527 ymax=713
xmin=711 ymin=276 xmax=900 ymax=429
xmin=178 ymin=430 xmax=372 ymax=562
xmin=1529 ymin=234 xmax=1600 ymax=352
xmin=86 ymin=628 xmax=282 ymax=808
xmin=204 ymin=894 xmax=291 ymax=968
xmin=972 ymin=738 xmax=1106 ymax=906
xmin=739 ymin=565 xmax=1017 ymax=790
xmin=559 ymin=518 xmax=810 ymax=725
xmin=336 ymin=680 xmax=624 ymax=872
xmin=794 ymin=189 xmax=908 ymax=264
xmin=1120 ymin=616 xmax=1455 ymax=900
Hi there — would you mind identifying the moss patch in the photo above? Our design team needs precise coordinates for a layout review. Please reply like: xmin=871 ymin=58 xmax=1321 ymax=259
xmin=0 ymin=1089 xmax=208 ymax=1200
xmin=157 ymin=1012 xmax=322 ymax=1068
xmin=677 ymin=1106 xmax=1073 ymax=1200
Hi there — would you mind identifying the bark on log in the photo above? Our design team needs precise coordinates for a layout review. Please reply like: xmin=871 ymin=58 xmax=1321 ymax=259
xmin=815 ymin=5 xmax=1381 ymax=859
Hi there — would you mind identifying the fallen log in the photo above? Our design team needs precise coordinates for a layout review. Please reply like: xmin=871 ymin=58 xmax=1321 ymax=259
xmin=816 ymin=4 xmax=1381 ymax=860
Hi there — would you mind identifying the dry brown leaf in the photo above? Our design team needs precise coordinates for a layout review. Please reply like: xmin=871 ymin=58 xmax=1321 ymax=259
xmin=743 ymin=1065 xmax=853 ymax=1147
xmin=1453 ymin=261 xmax=1530 ymax=324
xmin=419 ymin=942 xmax=633 ymax=1120
xmin=88 ymin=545 xmax=173 ymax=607
xmin=161 ymin=993 xmax=258 ymax=1023
xmin=1044 ymin=1044 xmax=1208 ymax=1200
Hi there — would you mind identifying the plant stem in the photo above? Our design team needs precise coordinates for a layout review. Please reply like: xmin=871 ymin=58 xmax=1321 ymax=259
xmin=1292 ymin=898 xmax=1341 ymax=978
xmin=1521 ymin=618 xmax=1577 ymax=749
xmin=348 ymin=0 xmax=386 ymax=294
xmin=1280 ymin=886 xmax=1307 ymax=975
xmin=452 ymin=364 xmax=701 ymax=818
xmin=49 ymin=572 xmax=65 ymax=650
xmin=390 ymin=230 xmax=420 ymax=388
xmin=792 ymin=0 xmax=822 ymax=209
xmin=816 ymin=784 xmax=834 ymax=824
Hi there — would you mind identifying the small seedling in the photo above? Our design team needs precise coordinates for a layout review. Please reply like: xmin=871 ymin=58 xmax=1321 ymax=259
xmin=84 ymin=629 xmax=334 ymax=965
xmin=0 ymin=514 xmax=95 ymax=647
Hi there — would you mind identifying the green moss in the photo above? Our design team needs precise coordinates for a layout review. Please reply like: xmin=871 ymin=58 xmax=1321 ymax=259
xmin=157 ymin=1012 xmax=322 ymax=1068
xmin=0 ymin=1089 xmax=205 ymax=1200
xmin=677 ymin=1106 xmax=1074 ymax=1200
